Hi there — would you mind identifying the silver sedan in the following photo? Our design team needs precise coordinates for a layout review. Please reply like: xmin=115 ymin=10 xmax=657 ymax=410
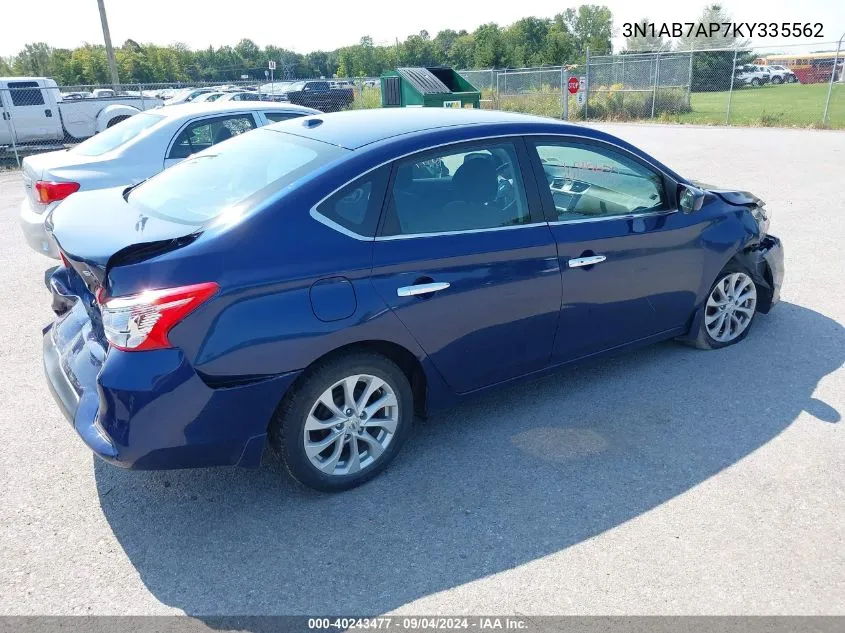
xmin=19 ymin=101 xmax=320 ymax=258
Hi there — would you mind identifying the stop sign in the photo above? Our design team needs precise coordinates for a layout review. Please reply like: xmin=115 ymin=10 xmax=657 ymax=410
xmin=567 ymin=76 xmax=580 ymax=94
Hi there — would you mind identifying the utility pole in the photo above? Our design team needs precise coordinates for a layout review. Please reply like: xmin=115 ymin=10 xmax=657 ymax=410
xmin=96 ymin=0 xmax=121 ymax=88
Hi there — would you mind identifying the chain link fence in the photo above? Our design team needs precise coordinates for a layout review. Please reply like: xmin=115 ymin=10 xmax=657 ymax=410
xmin=584 ymin=51 xmax=693 ymax=120
xmin=585 ymin=40 xmax=844 ymax=127
xmin=460 ymin=40 xmax=845 ymax=127
xmin=464 ymin=39 xmax=844 ymax=128
xmin=3 ymin=37 xmax=843 ymax=167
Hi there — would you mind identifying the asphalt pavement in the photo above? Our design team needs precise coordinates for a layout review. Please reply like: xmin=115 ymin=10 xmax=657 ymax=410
xmin=0 ymin=122 xmax=842 ymax=616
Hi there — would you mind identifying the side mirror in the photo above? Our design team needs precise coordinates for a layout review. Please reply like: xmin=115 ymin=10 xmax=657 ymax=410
xmin=679 ymin=185 xmax=705 ymax=214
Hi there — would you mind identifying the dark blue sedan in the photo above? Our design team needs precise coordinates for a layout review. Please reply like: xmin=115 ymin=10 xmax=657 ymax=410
xmin=43 ymin=108 xmax=784 ymax=491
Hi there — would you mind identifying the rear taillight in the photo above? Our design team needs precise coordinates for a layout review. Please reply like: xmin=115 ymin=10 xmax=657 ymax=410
xmin=99 ymin=282 xmax=218 ymax=352
xmin=59 ymin=252 xmax=70 ymax=268
xmin=35 ymin=180 xmax=80 ymax=204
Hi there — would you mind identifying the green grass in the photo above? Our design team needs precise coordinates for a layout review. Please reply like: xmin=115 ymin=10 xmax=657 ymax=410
xmin=347 ymin=82 xmax=845 ymax=128
xmin=351 ymin=86 xmax=382 ymax=110
xmin=664 ymin=82 xmax=844 ymax=128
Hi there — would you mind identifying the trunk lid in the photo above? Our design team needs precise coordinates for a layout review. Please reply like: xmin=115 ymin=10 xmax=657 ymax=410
xmin=22 ymin=149 xmax=106 ymax=207
xmin=22 ymin=147 xmax=107 ymax=178
xmin=50 ymin=186 xmax=202 ymax=284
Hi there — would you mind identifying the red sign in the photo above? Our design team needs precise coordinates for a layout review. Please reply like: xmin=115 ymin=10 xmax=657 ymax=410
xmin=567 ymin=76 xmax=580 ymax=94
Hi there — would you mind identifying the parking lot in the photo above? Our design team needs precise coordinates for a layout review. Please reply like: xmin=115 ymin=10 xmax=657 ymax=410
xmin=0 ymin=123 xmax=843 ymax=616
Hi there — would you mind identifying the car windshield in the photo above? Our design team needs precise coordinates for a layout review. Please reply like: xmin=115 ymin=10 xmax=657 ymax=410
xmin=287 ymin=81 xmax=306 ymax=91
xmin=70 ymin=112 xmax=164 ymax=157
xmin=128 ymin=128 xmax=347 ymax=225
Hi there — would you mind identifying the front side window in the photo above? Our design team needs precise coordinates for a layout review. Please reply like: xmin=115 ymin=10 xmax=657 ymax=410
xmin=131 ymin=129 xmax=347 ymax=225
xmin=381 ymin=141 xmax=530 ymax=236
xmin=8 ymin=81 xmax=45 ymax=106
xmin=533 ymin=141 xmax=666 ymax=221
xmin=168 ymin=114 xmax=256 ymax=159
xmin=315 ymin=166 xmax=390 ymax=237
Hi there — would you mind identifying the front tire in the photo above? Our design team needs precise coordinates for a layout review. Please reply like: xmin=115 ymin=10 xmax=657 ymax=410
xmin=269 ymin=352 xmax=413 ymax=492
xmin=689 ymin=265 xmax=759 ymax=350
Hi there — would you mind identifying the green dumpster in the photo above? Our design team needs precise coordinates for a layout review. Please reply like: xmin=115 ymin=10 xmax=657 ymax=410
xmin=380 ymin=67 xmax=480 ymax=109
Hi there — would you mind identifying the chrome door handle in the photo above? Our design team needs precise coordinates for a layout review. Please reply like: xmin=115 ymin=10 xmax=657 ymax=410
xmin=568 ymin=255 xmax=606 ymax=268
xmin=397 ymin=282 xmax=450 ymax=297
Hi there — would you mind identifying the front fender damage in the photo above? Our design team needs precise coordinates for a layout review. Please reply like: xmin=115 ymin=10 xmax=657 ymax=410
xmin=678 ymin=234 xmax=784 ymax=344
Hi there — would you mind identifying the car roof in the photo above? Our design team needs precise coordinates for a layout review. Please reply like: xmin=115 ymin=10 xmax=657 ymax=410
xmin=153 ymin=101 xmax=320 ymax=119
xmin=263 ymin=108 xmax=685 ymax=182
xmin=267 ymin=108 xmax=583 ymax=150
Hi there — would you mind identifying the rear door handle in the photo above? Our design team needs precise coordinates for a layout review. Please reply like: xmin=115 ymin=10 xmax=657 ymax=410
xmin=397 ymin=282 xmax=450 ymax=297
xmin=45 ymin=108 xmax=52 ymax=117
xmin=568 ymin=255 xmax=606 ymax=268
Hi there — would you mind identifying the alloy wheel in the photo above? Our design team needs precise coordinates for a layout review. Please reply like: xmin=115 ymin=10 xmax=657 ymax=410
xmin=303 ymin=374 xmax=399 ymax=476
xmin=704 ymin=272 xmax=757 ymax=343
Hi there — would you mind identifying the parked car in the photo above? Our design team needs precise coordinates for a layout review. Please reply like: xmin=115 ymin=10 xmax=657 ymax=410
xmin=191 ymin=92 xmax=227 ymax=103
xmin=162 ymin=87 xmax=216 ymax=105
xmin=734 ymin=64 xmax=771 ymax=87
xmin=0 ymin=77 xmax=163 ymax=148
xmin=216 ymin=91 xmax=263 ymax=102
xmin=43 ymin=109 xmax=783 ymax=491
xmin=259 ymin=81 xmax=293 ymax=94
xmin=19 ymin=101 xmax=319 ymax=257
xmin=275 ymin=80 xmax=354 ymax=112
xmin=764 ymin=64 xmax=798 ymax=84
xmin=59 ymin=91 xmax=93 ymax=100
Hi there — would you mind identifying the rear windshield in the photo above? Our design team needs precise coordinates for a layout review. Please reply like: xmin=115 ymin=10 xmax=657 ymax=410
xmin=128 ymin=128 xmax=346 ymax=225
xmin=71 ymin=112 xmax=164 ymax=156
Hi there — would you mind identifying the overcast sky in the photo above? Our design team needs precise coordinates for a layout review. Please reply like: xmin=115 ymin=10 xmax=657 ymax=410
xmin=3 ymin=0 xmax=843 ymax=57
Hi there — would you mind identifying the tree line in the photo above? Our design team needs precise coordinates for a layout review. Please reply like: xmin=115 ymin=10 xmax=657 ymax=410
xmin=1 ymin=5 xmax=613 ymax=85
xmin=1 ymin=3 xmax=749 ymax=90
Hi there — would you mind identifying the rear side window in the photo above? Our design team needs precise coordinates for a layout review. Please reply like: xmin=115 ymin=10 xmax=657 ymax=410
xmin=315 ymin=166 xmax=390 ymax=237
xmin=168 ymin=114 xmax=256 ymax=159
xmin=8 ymin=81 xmax=45 ymax=106
xmin=130 ymin=129 xmax=347 ymax=225
xmin=264 ymin=111 xmax=306 ymax=123
xmin=381 ymin=141 xmax=530 ymax=236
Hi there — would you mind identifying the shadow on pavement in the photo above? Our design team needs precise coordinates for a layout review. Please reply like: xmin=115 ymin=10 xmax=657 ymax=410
xmin=94 ymin=302 xmax=843 ymax=616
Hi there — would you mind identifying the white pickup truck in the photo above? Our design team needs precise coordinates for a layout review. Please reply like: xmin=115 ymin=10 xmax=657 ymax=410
xmin=1 ymin=77 xmax=163 ymax=149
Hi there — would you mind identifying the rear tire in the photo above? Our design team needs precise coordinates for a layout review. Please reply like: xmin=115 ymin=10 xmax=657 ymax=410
xmin=269 ymin=352 xmax=413 ymax=492
xmin=772 ymin=76 xmax=783 ymax=85
xmin=688 ymin=264 xmax=759 ymax=350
